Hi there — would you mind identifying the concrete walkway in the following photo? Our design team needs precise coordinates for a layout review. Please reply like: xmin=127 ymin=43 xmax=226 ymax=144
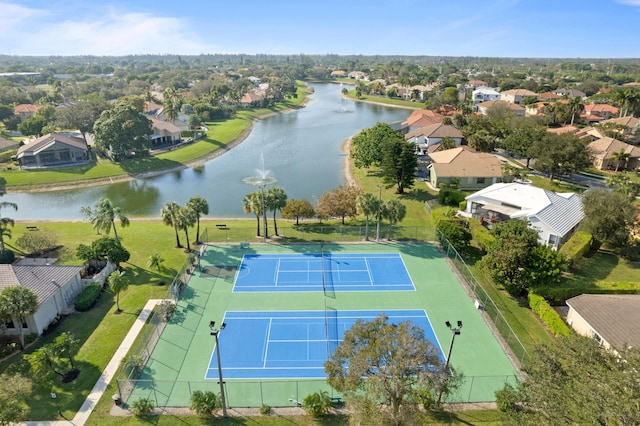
xmin=23 ymin=299 xmax=163 ymax=426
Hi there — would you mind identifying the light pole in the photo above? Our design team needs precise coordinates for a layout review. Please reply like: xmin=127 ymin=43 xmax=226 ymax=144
xmin=436 ymin=320 xmax=462 ymax=405
xmin=376 ymin=185 xmax=382 ymax=242
xmin=209 ymin=321 xmax=228 ymax=417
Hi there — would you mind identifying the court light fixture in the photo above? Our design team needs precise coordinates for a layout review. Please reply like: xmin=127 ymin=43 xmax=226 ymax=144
xmin=209 ymin=320 xmax=228 ymax=416
xmin=436 ymin=320 xmax=463 ymax=404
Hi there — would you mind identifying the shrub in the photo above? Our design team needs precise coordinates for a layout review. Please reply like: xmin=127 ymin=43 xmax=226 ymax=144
xmin=437 ymin=221 xmax=472 ymax=253
xmin=74 ymin=283 xmax=101 ymax=312
xmin=459 ymin=200 xmax=467 ymax=211
xmin=130 ymin=397 xmax=155 ymax=416
xmin=260 ymin=404 xmax=271 ymax=415
xmin=438 ymin=189 xmax=466 ymax=207
xmin=303 ymin=390 xmax=332 ymax=417
xmin=559 ymin=231 xmax=592 ymax=268
xmin=528 ymin=293 xmax=570 ymax=337
xmin=467 ymin=218 xmax=495 ymax=252
xmin=430 ymin=206 xmax=456 ymax=227
xmin=0 ymin=249 xmax=15 ymax=264
xmin=495 ymin=383 xmax=519 ymax=412
xmin=190 ymin=390 xmax=220 ymax=417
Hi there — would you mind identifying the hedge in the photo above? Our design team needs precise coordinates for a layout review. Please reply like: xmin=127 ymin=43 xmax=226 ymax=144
xmin=534 ymin=283 xmax=640 ymax=305
xmin=437 ymin=220 xmax=472 ymax=252
xmin=467 ymin=218 xmax=495 ymax=252
xmin=559 ymin=231 xmax=592 ymax=268
xmin=74 ymin=283 xmax=102 ymax=312
xmin=438 ymin=189 xmax=466 ymax=207
xmin=528 ymin=293 xmax=570 ymax=337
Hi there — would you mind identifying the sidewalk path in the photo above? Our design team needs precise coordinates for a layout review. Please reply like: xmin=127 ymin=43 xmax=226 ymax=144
xmin=22 ymin=299 xmax=163 ymax=426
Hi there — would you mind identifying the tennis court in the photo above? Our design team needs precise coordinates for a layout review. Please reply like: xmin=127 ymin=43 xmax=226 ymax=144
xmin=234 ymin=253 xmax=414 ymax=292
xmin=206 ymin=309 xmax=439 ymax=379
xmin=124 ymin=243 xmax=518 ymax=407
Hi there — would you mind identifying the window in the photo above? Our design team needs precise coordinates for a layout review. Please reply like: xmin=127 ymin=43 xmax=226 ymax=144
xmin=476 ymin=177 xmax=485 ymax=184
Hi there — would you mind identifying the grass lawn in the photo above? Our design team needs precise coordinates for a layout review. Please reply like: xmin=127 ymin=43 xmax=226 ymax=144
xmin=343 ymin=90 xmax=422 ymax=109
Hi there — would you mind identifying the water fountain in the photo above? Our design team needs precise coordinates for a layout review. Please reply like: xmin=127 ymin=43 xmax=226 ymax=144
xmin=242 ymin=153 xmax=278 ymax=242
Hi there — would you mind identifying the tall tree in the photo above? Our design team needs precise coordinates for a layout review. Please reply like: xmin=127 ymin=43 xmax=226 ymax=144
xmin=53 ymin=332 xmax=80 ymax=369
xmin=93 ymin=103 xmax=152 ymax=159
xmin=500 ymin=120 xmax=547 ymax=167
xmin=266 ymin=187 xmax=287 ymax=236
xmin=280 ymin=199 xmax=315 ymax=225
xmin=529 ymin=133 xmax=592 ymax=181
xmin=351 ymin=123 xmax=405 ymax=169
xmin=107 ymin=271 xmax=130 ymax=313
xmin=0 ymin=286 xmax=38 ymax=348
xmin=381 ymin=137 xmax=418 ymax=194
xmin=611 ymin=148 xmax=631 ymax=172
xmin=356 ymin=192 xmax=380 ymax=241
xmin=176 ymin=205 xmax=197 ymax=252
xmin=580 ymin=189 xmax=636 ymax=250
xmin=161 ymin=202 xmax=182 ymax=248
xmin=501 ymin=334 xmax=640 ymax=425
xmin=605 ymin=174 xmax=640 ymax=200
xmin=325 ymin=314 xmax=449 ymax=426
xmin=243 ymin=192 xmax=263 ymax=236
xmin=186 ymin=196 xmax=209 ymax=244
xmin=567 ymin=96 xmax=585 ymax=125
xmin=81 ymin=198 xmax=129 ymax=242
xmin=187 ymin=114 xmax=202 ymax=140
xmin=316 ymin=185 xmax=360 ymax=224
xmin=0 ymin=200 xmax=17 ymax=251
xmin=55 ymin=96 xmax=108 ymax=143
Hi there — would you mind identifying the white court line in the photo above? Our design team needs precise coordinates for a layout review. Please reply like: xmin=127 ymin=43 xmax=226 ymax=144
xmin=364 ymin=257 xmax=374 ymax=285
xmin=274 ymin=259 xmax=281 ymax=287
xmin=263 ymin=318 xmax=273 ymax=368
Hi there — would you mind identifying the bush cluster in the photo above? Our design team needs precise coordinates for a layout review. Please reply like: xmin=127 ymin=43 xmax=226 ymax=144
xmin=528 ymin=293 xmax=570 ymax=336
xmin=0 ymin=249 xmax=15 ymax=264
xmin=74 ymin=283 xmax=101 ymax=312
xmin=467 ymin=218 xmax=495 ymax=252
xmin=437 ymin=220 xmax=472 ymax=253
xmin=536 ymin=284 xmax=640 ymax=305
xmin=438 ymin=189 xmax=466 ymax=207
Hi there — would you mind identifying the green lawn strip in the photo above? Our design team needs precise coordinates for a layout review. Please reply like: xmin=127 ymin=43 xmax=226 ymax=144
xmin=527 ymin=175 xmax=586 ymax=193
xmin=343 ymin=90 xmax=422 ymax=109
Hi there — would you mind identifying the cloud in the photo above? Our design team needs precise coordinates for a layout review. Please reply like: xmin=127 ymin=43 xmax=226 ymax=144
xmin=616 ymin=0 xmax=640 ymax=5
xmin=0 ymin=2 xmax=216 ymax=55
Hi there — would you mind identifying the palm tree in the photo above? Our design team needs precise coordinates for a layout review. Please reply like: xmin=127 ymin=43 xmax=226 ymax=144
xmin=568 ymin=96 xmax=585 ymax=125
xmin=186 ymin=196 xmax=209 ymax=244
xmin=381 ymin=200 xmax=407 ymax=240
xmin=161 ymin=202 xmax=182 ymax=248
xmin=356 ymin=193 xmax=379 ymax=241
xmin=0 ymin=201 xmax=17 ymax=252
xmin=82 ymin=198 xmax=130 ymax=242
xmin=612 ymin=149 xmax=631 ymax=172
xmin=176 ymin=205 xmax=197 ymax=252
xmin=0 ymin=286 xmax=37 ymax=348
xmin=54 ymin=332 xmax=80 ymax=369
xmin=147 ymin=252 xmax=164 ymax=272
xmin=243 ymin=192 xmax=263 ymax=237
xmin=187 ymin=114 xmax=202 ymax=140
xmin=163 ymin=87 xmax=181 ymax=123
xmin=439 ymin=136 xmax=457 ymax=151
xmin=266 ymin=187 xmax=287 ymax=237
xmin=107 ymin=271 xmax=130 ymax=313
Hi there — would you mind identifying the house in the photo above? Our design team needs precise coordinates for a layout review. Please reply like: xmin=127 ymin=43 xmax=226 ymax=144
xmin=405 ymin=123 xmax=464 ymax=154
xmin=525 ymin=101 xmax=550 ymax=117
xmin=330 ymin=70 xmax=347 ymax=78
xmin=0 ymin=137 xmax=19 ymax=153
xmin=13 ymin=104 xmax=38 ymax=122
xmin=477 ymin=100 xmax=525 ymax=116
xmin=239 ymin=91 xmax=264 ymax=107
xmin=587 ymin=137 xmax=640 ymax=171
xmin=466 ymin=80 xmax=488 ymax=90
xmin=566 ymin=294 xmax=640 ymax=351
xmin=472 ymin=88 xmax=500 ymax=106
xmin=150 ymin=118 xmax=183 ymax=147
xmin=537 ymin=91 xmax=562 ymax=101
xmin=464 ymin=182 xmax=584 ymax=249
xmin=599 ymin=116 xmax=640 ymax=143
xmin=427 ymin=148 xmax=506 ymax=190
xmin=400 ymin=109 xmax=445 ymax=133
xmin=499 ymin=89 xmax=537 ymax=105
xmin=583 ymin=104 xmax=619 ymax=120
xmin=16 ymin=133 xmax=89 ymax=169
xmin=348 ymin=71 xmax=368 ymax=81
xmin=554 ymin=88 xmax=587 ymax=99
xmin=409 ymin=85 xmax=433 ymax=101
xmin=0 ymin=264 xmax=84 ymax=337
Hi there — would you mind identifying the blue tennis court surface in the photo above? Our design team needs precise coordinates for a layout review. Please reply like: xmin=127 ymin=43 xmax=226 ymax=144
xmin=205 ymin=309 xmax=441 ymax=379
xmin=233 ymin=253 xmax=415 ymax=292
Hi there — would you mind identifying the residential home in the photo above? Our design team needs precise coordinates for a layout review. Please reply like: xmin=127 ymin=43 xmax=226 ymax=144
xmin=150 ymin=118 xmax=183 ymax=147
xmin=400 ymin=109 xmax=445 ymax=133
xmin=427 ymin=148 xmax=506 ymax=190
xmin=583 ymin=103 xmax=619 ymax=120
xmin=525 ymin=101 xmax=550 ymax=117
xmin=554 ymin=88 xmax=587 ymax=99
xmin=330 ymin=70 xmax=347 ymax=78
xmin=599 ymin=116 xmax=640 ymax=143
xmin=464 ymin=182 xmax=584 ymax=249
xmin=499 ymin=89 xmax=537 ymax=105
xmin=409 ymin=85 xmax=433 ymax=101
xmin=13 ymin=104 xmax=38 ymax=122
xmin=0 ymin=264 xmax=84 ymax=337
xmin=587 ymin=137 xmax=640 ymax=171
xmin=546 ymin=125 xmax=580 ymax=136
xmin=566 ymin=294 xmax=640 ymax=351
xmin=16 ymin=133 xmax=89 ymax=169
xmin=466 ymin=80 xmax=488 ymax=90
xmin=537 ymin=91 xmax=562 ymax=101
xmin=144 ymin=101 xmax=164 ymax=117
xmin=405 ymin=123 xmax=464 ymax=154
xmin=348 ymin=71 xmax=368 ymax=81
xmin=477 ymin=100 xmax=525 ymax=116
xmin=0 ymin=137 xmax=19 ymax=153
xmin=472 ymin=88 xmax=500 ymax=106
xmin=573 ymin=126 xmax=607 ymax=141
xmin=239 ymin=91 xmax=264 ymax=107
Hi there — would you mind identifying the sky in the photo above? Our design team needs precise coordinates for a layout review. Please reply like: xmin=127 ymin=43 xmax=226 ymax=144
xmin=1 ymin=0 xmax=640 ymax=58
